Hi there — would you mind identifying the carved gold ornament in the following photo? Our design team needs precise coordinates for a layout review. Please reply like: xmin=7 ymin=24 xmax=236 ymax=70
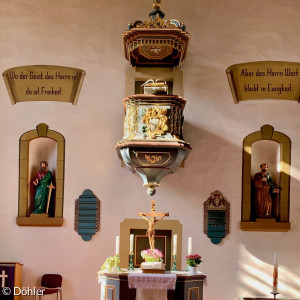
xmin=145 ymin=154 xmax=163 ymax=164
xmin=142 ymin=107 xmax=168 ymax=139
xmin=136 ymin=16 xmax=177 ymax=29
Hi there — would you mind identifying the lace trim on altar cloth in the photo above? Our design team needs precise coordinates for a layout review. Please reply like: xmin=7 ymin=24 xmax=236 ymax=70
xmin=128 ymin=273 xmax=176 ymax=290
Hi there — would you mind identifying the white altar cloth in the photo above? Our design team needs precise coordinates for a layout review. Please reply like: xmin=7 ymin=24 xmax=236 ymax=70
xmin=128 ymin=273 xmax=176 ymax=300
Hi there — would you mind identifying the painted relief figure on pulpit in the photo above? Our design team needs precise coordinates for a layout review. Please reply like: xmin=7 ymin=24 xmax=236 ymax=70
xmin=254 ymin=163 xmax=280 ymax=218
xmin=33 ymin=161 xmax=55 ymax=214
xmin=142 ymin=107 xmax=168 ymax=139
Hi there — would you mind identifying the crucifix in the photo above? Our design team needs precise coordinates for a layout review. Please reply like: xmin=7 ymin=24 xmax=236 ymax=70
xmin=0 ymin=270 xmax=8 ymax=288
xmin=138 ymin=200 xmax=169 ymax=251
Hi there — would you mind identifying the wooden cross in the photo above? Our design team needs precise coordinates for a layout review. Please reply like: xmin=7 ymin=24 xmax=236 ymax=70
xmin=0 ymin=270 xmax=8 ymax=288
xmin=138 ymin=200 xmax=169 ymax=251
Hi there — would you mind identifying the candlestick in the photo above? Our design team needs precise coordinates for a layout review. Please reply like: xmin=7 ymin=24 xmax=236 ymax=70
xmin=115 ymin=236 xmax=120 ymax=255
xmin=128 ymin=252 xmax=134 ymax=270
xmin=114 ymin=254 xmax=120 ymax=271
xmin=188 ymin=237 xmax=192 ymax=255
xmin=129 ymin=234 xmax=134 ymax=253
xmin=271 ymin=292 xmax=279 ymax=300
xmin=173 ymin=234 xmax=177 ymax=255
xmin=171 ymin=253 xmax=177 ymax=271
xmin=273 ymin=253 xmax=279 ymax=294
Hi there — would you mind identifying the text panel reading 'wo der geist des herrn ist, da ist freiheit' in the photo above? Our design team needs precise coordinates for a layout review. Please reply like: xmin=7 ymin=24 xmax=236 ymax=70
xmin=2 ymin=65 xmax=85 ymax=105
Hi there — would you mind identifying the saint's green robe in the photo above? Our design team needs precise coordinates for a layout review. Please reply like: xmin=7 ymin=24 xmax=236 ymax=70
xmin=33 ymin=171 xmax=53 ymax=214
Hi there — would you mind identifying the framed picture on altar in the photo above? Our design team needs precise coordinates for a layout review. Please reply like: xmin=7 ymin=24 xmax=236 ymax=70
xmin=131 ymin=229 xmax=171 ymax=269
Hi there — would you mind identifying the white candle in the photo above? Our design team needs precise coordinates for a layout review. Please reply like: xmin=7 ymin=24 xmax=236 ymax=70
xmin=188 ymin=237 xmax=192 ymax=255
xmin=173 ymin=234 xmax=177 ymax=255
xmin=273 ymin=253 xmax=279 ymax=293
xmin=115 ymin=236 xmax=120 ymax=255
xmin=129 ymin=234 xmax=134 ymax=253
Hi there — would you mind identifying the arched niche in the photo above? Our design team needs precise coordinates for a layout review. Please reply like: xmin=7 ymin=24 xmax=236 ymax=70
xmin=241 ymin=124 xmax=291 ymax=231
xmin=17 ymin=123 xmax=65 ymax=226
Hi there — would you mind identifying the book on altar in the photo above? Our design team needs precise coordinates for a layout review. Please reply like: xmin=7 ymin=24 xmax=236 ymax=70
xmin=141 ymin=262 xmax=165 ymax=270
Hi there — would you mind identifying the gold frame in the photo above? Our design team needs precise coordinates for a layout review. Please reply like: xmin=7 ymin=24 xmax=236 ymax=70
xmin=105 ymin=285 xmax=115 ymax=300
xmin=188 ymin=287 xmax=199 ymax=300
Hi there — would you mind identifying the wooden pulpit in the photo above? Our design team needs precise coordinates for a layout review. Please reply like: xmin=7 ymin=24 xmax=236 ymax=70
xmin=0 ymin=262 xmax=23 ymax=299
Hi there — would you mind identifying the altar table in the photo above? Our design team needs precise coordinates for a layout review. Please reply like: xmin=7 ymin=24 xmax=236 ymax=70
xmin=98 ymin=271 xmax=206 ymax=300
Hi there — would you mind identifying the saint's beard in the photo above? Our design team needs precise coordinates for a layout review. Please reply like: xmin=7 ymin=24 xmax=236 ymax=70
xmin=40 ymin=167 xmax=46 ymax=172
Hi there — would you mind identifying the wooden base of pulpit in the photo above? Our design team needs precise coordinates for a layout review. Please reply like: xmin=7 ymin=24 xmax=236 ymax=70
xmin=98 ymin=272 xmax=206 ymax=300
xmin=0 ymin=262 xmax=23 ymax=299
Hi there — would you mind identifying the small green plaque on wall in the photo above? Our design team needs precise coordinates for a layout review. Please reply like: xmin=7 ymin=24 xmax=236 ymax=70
xmin=2 ymin=65 xmax=85 ymax=105
xmin=226 ymin=61 xmax=300 ymax=103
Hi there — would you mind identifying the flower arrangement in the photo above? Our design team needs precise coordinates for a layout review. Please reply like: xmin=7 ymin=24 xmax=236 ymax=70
xmin=141 ymin=249 xmax=163 ymax=262
xmin=186 ymin=254 xmax=202 ymax=267
xmin=100 ymin=255 xmax=120 ymax=272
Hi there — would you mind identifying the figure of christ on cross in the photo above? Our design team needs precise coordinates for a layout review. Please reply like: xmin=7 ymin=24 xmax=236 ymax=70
xmin=138 ymin=200 xmax=169 ymax=251
xmin=0 ymin=270 xmax=8 ymax=288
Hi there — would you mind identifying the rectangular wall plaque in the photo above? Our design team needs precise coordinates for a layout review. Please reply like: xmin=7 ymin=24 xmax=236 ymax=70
xmin=2 ymin=65 xmax=85 ymax=105
xmin=226 ymin=61 xmax=300 ymax=103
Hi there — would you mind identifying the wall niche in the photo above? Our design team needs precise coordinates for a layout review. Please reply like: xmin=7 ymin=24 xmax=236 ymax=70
xmin=17 ymin=123 xmax=65 ymax=227
xmin=241 ymin=124 xmax=291 ymax=231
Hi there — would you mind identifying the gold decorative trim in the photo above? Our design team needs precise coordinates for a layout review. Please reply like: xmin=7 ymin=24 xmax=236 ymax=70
xmin=188 ymin=287 xmax=199 ymax=300
xmin=135 ymin=151 xmax=171 ymax=166
xmin=99 ymin=276 xmax=126 ymax=282
xmin=127 ymin=37 xmax=184 ymax=58
xmin=105 ymin=285 xmax=115 ymax=300
xmin=136 ymin=16 xmax=177 ymax=29
xmin=145 ymin=154 xmax=162 ymax=164
xmin=177 ymin=279 xmax=205 ymax=283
